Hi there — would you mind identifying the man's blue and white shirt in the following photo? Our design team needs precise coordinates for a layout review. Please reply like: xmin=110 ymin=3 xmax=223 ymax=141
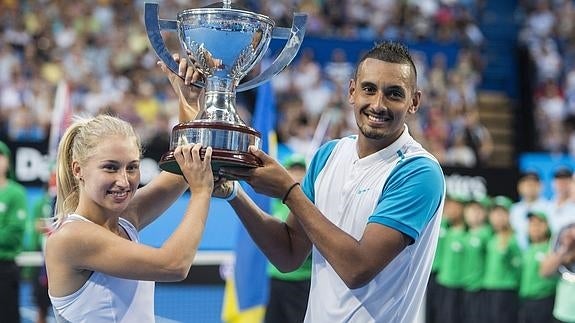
xmin=301 ymin=125 xmax=445 ymax=323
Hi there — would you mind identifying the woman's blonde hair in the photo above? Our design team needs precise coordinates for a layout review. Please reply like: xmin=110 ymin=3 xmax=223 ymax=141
xmin=54 ymin=114 xmax=141 ymax=220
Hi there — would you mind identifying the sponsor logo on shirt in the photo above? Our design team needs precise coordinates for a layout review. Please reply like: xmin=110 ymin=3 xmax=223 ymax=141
xmin=357 ymin=188 xmax=371 ymax=195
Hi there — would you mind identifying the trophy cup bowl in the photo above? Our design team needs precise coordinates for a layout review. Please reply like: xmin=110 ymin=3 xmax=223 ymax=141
xmin=144 ymin=2 xmax=307 ymax=176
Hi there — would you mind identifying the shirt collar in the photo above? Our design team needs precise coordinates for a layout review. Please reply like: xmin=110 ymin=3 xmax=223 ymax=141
xmin=354 ymin=124 xmax=412 ymax=167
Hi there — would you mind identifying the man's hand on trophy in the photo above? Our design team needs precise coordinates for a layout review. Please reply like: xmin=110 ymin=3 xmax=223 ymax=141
xmin=157 ymin=53 xmax=205 ymax=122
xmin=219 ymin=146 xmax=296 ymax=200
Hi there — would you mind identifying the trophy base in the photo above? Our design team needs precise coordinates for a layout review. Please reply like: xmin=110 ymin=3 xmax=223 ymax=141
xmin=159 ymin=148 xmax=261 ymax=176
xmin=159 ymin=121 xmax=263 ymax=178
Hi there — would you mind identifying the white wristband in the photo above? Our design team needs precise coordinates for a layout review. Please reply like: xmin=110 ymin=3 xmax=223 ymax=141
xmin=225 ymin=181 xmax=239 ymax=201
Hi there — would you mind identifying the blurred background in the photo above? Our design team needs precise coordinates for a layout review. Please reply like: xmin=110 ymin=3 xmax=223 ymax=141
xmin=1 ymin=0 xmax=574 ymax=322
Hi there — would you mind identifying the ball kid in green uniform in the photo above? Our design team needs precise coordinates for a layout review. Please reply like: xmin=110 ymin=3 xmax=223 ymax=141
xmin=461 ymin=196 xmax=493 ymax=323
xmin=483 ymin=195 xmax=521 ymax=323
xmin=519 ymin=211 xmax=557 ymax=323
xmin=435 ymin=194 xmax=467 ymax=323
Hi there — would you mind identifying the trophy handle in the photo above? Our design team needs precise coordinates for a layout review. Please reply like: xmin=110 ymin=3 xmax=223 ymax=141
xmin=144 ymin=2 xmax=205 ymax=88
xmin=236 ymin=13 xmax=307 ymax=92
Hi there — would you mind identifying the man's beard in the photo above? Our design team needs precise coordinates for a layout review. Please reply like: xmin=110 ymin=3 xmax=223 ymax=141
xmin=357 ymin=123 xmax=388 ymax=140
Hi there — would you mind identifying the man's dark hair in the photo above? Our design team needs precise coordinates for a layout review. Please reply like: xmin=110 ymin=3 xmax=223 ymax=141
xmin=354 ymin=41 xmax=417 ymax=82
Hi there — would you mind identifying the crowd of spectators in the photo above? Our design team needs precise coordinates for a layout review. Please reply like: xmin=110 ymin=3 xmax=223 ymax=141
xmin=0 ymin=0 xmax=491 ymax=168
xmin=518 ymin=0 xmax=575 ymax=155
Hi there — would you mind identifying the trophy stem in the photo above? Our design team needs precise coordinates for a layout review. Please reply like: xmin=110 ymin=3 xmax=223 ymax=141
xmin=196 ymin=77 xmax=244 ymax=125
xmin=223 ymin=0 xmax=232 ymax=9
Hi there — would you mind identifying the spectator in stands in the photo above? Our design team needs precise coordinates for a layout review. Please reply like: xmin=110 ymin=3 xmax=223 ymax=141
xmin=411 ymin=51 xmax=430 ymax=93
xmin=519 ymin=211 xmax=557 ymax=323
xmin=534 ymin=79 xmax=566 ymax=152
xmin=428 ymin=52 xmax=449 ymax=97
xmin=483 ymin=196 xmax=521 ymax=323
xmin=453 ymin=48 xmax=482 ymax=106
xmin=527 ymin=0 xmax=556 ymax=39
xmin=291 ymin=48 xmax=322 ymax=97
xmin=0 ymin=44 xmax=19 ymax=85
xmin=554 ymin=0 xmax=575 ymax=42
xmin=434 ymin=3 xmax=459 ymax=43
xmin=565 ymin=116 xmax=575 ymax=158
xmin=548 ymin=167 xmax=575 ymax=233
xmin=424 ymin=104 xmax=450 ymax=145
xmin=0 ymin=140 xmax=28 ymax=323
xmin=404 ymin=2 xmax=434 ymax=41
xmin=444 ymin=131 xmax=477 ymax=167
xmin=324 ymin=48 xmax=354 ymax=94
xmin=533 ymin=39 xmax=563 ymax=85
xmin=134 ymin=81 xmax=161 ymax=125
xmin=510 ymin=171 xmax=550 ymax=249
xmin=299 ymin=71 xmax=332 ymax=123
xmin=460 ymin=9 xmax=485 ymax=48
xmin=143 ymin=112 xmax=172 ymax=164
xmin=6 ymin=105 xmax=46 ymax=142
xmin=461 ymin=108 xmax=494 ymax=167
xmin=565 ymin=66 xmax=575 ymax=117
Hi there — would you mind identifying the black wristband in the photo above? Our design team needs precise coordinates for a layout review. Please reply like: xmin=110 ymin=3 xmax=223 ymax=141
xmin=282 ymin=182 xmax=300 ymax=204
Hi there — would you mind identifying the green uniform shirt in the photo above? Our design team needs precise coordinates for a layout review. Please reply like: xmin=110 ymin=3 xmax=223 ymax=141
xmin=23 ymin=193 xmax=53 ymax=252
xmin=437 ymin=226 xmax=467 ymax=288
xmin=462 ymin=225 xmax=492 ymax=291
xmin=482 ymin=233 xmax=521 ymax=290
xmin=431 ymin=220 xmax=448 ymax=273
xmin=519 ymin=241 xmax=557 ymax=299
xmin=267 ymin=199 xmax=312 ymax=281
xmin=0 ymin=180 xmax=27 ymax=260
xmin=554 ymin=274 xmax=575 ymax=322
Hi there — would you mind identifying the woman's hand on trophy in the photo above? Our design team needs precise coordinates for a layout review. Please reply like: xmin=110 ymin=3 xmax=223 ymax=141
xmin=157 ymin=53 xmax=205 ymax=122
xmin=219 ymin=146 xmax=296 ymax=200
xmin=174 ymin=143 xmax=214 ymax=195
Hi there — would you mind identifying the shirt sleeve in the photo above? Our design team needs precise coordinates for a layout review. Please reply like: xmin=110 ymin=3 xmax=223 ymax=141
xmin=368 ymin=156 xmax=445 ymax=242
xmin=301 ymin=139 xmax=339 ymax=204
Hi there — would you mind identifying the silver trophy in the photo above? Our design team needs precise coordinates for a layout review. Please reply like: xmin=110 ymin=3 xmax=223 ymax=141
xmin=144 ymin=1 xmax=307 ymax=175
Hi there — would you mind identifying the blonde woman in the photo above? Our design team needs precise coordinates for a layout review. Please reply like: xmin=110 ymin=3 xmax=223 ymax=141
xmin=45 ymin=57 xmax=214 ymax=322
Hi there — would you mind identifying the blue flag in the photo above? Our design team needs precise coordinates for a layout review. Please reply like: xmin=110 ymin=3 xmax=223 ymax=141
xmin=222 ymin=80 xmax=276 ymax=322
